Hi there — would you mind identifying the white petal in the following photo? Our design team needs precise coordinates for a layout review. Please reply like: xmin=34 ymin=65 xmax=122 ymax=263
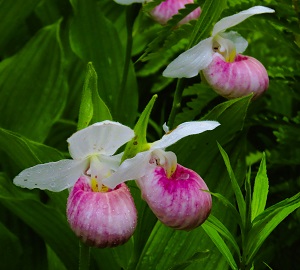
xmin=163 ymin=38 xmax=214 ymax=78
xmin=152 ymin=121 xmax=220 ymax=149
xmin=212 ymin=6 xmax=275 ymax=36
xmin=114 ymin=0 xmax=145 ymax=5
xmin=219 ymin=31 xmax=248 ymax=53
xmin=102 ymin=151 xmax=152 ymax=189
xmin=13 ymin=159 xmax=88 ymax=191
xmin=68 ymin=120 xmax=134 ymax=160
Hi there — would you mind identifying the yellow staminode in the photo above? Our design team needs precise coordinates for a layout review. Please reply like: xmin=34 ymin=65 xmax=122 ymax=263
xmin=91 ymin=178 xmax=109 ymax=192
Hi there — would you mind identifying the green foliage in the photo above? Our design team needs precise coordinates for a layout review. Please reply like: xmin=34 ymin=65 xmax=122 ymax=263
xmin=0 ymin=0 xmax=299 ymax=269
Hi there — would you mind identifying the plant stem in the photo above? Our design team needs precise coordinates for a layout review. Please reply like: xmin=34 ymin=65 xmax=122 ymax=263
xmin=167 ymin=78 xmax=185 ymax=129
xmin=79 ymin=242 xmax=91 ymax=270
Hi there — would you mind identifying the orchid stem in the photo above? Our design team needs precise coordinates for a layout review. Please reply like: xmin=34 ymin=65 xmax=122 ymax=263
xmin=79 ymin=242 xmax=90 ymax=270
xmin=167 ymin=78 xmax=185 ymax=129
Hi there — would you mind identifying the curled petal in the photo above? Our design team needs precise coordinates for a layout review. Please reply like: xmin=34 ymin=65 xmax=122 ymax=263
xmin=219 ymin=31 xmax=248 ymax=54
xmin=102 ymin=151 xmax=152 ymax=189
xmin=13 ymin=159 xmax=88 ymax=191
xmin=67 ymin=176 xmax=137 ymax=248
xmin=152 ymin=121 xmax=220 ymax=149
xmin=212 ymin=6 xmax=275 ymax=36
xmin=163 ymin=38 xmax=214 ymax=78
xmin=68 ymin=121 xmax=134 ymax=160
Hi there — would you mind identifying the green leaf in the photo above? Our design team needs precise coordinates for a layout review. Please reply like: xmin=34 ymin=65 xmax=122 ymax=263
xmin=188 ymin=0 xmax=227 ymax=48
xmin=0 ymin=0 xmax=41 ymax=51
xmin=0 ymin=173 xmax=78 ymax=270
xmin=0 ymin=127 xmax=63 ymax=170
xmin=218 ymin=143 xmax=247 ymax=228
xmin=202 ymin=223 xmax=238 ymax=270
xmin=246 ymin=192 xmax=300 ymax=265
xmin=77 ymin=62 xmax=112 ymax=130
xmin=0 ymin=20 xmax=68 ymax=142
xmin=69 ymin=0 xmax=138 ymax=125
xmin=206 ymin=215 xmax=241 ymax=258
xmin=0 ymin=221 xmax=23 ymax=269
xmin=251 ymin=153 xmax=269 ymax=221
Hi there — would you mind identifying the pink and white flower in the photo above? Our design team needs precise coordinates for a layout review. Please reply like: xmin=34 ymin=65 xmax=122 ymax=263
xmin=103 ymin=121 xmax=220 ymax=230
xmin=163 ymin=6 xmax=275 ymax=99
xmin=114 ymin=0 xmax=201 ymax=25
xmin=13 ymin=121 xmax=137 ymax=247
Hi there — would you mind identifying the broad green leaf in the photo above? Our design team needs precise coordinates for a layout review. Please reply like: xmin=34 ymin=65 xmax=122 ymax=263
xmin=0 ymin=221 xmax=22 ymax=269
xmin=77 ymin=62 xmax=112 ymax=130
xmin=0 ymin=0 xmax=41 ymax=51
xmin=0 ymin=173 xmax=78 ymax=270
xmin=202 ymin=223 xmax=238 ymax=270
xmin=246 ymin=192 xmax=300 ymax=265
xmin=47 ymin=245 xmax=67 ymax=270
xmin=251 ymin=153 xmax=269 ymax=221
xmin=0 ymin=20 xmax=68 ymax=142
xmin=69 ymin=0 xmax=138 ymax=125
xmin=0 ymin=127 xmax=63 ymax=170
xmin=169 ymin=251 xmax=210 ymax=270
xmin=218 ymin=143 xmax=247 ymax=229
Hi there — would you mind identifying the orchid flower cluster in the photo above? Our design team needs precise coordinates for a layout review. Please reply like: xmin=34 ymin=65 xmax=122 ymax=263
xmin=14 ymin=120 xmax=219 ymax=247
xmin=116 ymin=0 xmax=275 ymax=99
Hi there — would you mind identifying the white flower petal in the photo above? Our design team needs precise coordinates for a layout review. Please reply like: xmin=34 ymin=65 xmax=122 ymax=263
xmin=68 ymin=120 xmax=134 ymax=160
xmin=114 ymin=0 xmax=145 ymax=5
xmin=13 ymin=159 xmax=88 ymax=191
xmin=152 ymin=121 xmax=220 ymax=149
xmin=163 ymin=38 xmax=214 ymax=78
xmin=212 ymin=6 xmax=275 ymax=36
xmin=219 ymin=31 xmax=248 ymax=53
xmin=102 ymin=151 xmax=152 ymax=189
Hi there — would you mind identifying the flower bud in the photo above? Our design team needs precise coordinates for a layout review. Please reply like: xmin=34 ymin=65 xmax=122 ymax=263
xmin=137 ymin=164 xmax=212 ymax=230
xmin=67 ymin=176 xmax=137 ymax=248
xmin=202 ymin=53 xmax=269 ymax=99
xmin=150 ymin=0 xmax=201 ymax=25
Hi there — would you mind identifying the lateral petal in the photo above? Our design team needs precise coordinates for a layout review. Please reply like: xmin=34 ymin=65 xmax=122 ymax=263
xmin=212 ymin=6 xmax=275 ymax=36
xmin=219 ymin=31 xmax=248 ymax=54
xmin=102 ymin=151 xmax=152 ymax=189
xmin=13 ymin=159 xmax=88 ymax=191
xmin=163 ymin=38 xmax=214 ymax=78
xmin=68 ymin=120 xmax=134 ymax=159
xmin=152 ymin=121 xmax=220 ymax=149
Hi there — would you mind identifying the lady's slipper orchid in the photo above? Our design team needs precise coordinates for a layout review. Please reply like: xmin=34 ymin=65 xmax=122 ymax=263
xmin=13 ymin=120 xmax=138 ymax=247
xmin=103 ymin=120 xmax=220 ymax=230
xmin=114 ymin=0 xmax=201 ymax=26
xmin=163 ymin=6 xmax=275 ymax=99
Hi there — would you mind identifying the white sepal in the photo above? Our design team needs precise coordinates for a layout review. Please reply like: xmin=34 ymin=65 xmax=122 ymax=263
xmin=13 ymin=159 xmax=88 ymax=191
xmin=68 ymin=120 xmax=134 ymax=159
xmin=163 ymin=38 xmax=214 ymax=78
xmin=152 ymin=121 xmax=220 ymax=149
xmin=212 ymin=6 xmax=275 ymax=36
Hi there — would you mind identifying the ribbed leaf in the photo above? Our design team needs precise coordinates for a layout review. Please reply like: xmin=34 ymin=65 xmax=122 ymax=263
xmin=0 ymin=0 xmax=41 ymax=51
xmin=0 ymin=20 xmax=67 ymax=142
xmin=69 ymin=0 xmax=138 ymax=125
